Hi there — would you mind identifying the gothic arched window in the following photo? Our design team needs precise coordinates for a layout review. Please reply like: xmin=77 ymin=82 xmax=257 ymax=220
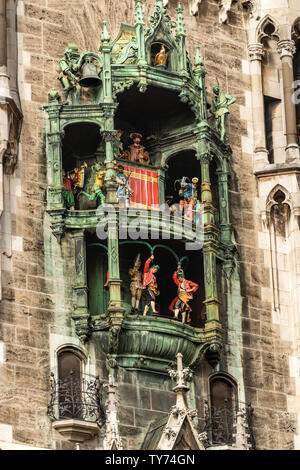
xmin=208 ymin=374 xmax=238 ymax=446
xmin=57 ymin=348 xmax=84 ymax=420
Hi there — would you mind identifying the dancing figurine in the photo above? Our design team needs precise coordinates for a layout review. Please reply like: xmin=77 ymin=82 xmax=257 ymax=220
xmin=169 ymin=265 xmax=199 ymax=324
xmin=128 ymin=254 xmax=143 ymax=314
xmin=143 ymin=254 xmax=160 ymax=316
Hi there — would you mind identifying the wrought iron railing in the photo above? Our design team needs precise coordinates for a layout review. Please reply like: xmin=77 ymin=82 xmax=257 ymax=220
xmin=47 ymin=371 xmax=106 ymax=427
xmin=203 ymin=399 xmax=256 ymax=449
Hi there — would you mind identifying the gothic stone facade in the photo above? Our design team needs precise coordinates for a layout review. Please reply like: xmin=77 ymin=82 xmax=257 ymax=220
xmin=0 ymin=0 xmax=299 ymax=450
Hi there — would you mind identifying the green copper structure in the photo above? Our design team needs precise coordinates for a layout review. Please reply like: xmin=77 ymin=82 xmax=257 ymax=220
xmin=43 ymin=0 xmax=239 ymax=375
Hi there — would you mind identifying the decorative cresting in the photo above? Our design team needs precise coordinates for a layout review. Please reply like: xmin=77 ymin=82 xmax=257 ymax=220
xmin=156 ymin=353 xmax=205 ymax=450
xmin=103 ymin=374 xmax=123 ymax=450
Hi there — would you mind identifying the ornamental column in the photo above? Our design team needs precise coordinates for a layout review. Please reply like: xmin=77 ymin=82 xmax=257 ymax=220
xmin=135 ymin=0 xmax=147 ymax=66
xmin=248 ymin=44 xmax=269 ymax=169
xmin=199 ymin=156 xmax=220 ymax=325
xmin=72 ymin=229 xmax=90 ymax=343
xmin=277 ymin=39 xmax=300 ymax=161
xmin=216 ymin=162 xmax=232 ymax=244
xmin=45 ymin=90 xmax=65 ymax=243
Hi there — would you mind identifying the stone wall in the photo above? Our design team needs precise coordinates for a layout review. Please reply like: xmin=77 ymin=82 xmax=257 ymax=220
xmin=0 ymin=0 xmax=298 ymax=450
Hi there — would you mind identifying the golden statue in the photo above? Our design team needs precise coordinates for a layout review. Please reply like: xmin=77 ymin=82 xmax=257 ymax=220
xmin=154 ymin=44 xmax=168 ymax=67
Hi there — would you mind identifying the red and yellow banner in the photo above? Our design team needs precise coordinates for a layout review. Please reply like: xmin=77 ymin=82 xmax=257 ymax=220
xmin=123 ymin=165 xmax=159 ymax=210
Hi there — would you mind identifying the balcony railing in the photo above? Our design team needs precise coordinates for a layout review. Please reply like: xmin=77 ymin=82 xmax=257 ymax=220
xmin=203 ymin=399 xmax=256 ymax=449
xmin=47 ymin=371 xmax=106 ymax=427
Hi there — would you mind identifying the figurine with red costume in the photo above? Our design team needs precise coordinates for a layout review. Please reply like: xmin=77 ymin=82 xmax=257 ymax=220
xmin=169 ymin=265 xmax=199 ymax=324
xmin=125 ymin=133 xmax=150 ymax=165
xmin=143 ymin=254 xmax=160 ymax=316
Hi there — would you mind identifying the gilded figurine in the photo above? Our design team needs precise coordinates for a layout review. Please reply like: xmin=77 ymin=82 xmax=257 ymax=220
xmin=115 ymin=164 xmax=133 ymax=208
xmin=125 ymin=133 xmax=150 ymax=165
xmin=212 ymin=85 xmax=236 ymax=142
xmin=128 ymin=254 xmax=143 ymax=314
xmin=169 ymin=266 xmax=199 ymax=324
xmin=154 ymin=44 xmax=168 ymax=67
xmin=113 ymin=130 xmax=125 ymax=159
xmin=143 ymin=254 xmax=160 ymax=316
xmin=174 ymin=176 xmax=194 ymax=221
xmin=58 ymin=45 xmax=81 ymax=104
xmin=80 ymin=162 xmax=106 ymax=205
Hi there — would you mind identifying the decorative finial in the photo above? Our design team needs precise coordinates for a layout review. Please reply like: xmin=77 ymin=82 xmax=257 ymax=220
xmin=176 ymin=2 xmax=186 ymax=37
xmin=101 ymin=20 xmax=111 ymax=44
xmin=194 ymin=45 xmax=204 ymax=67
xmin=135 ymin=0 xmax=144 ymax=25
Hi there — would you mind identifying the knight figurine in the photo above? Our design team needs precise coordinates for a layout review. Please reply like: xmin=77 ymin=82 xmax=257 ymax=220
xmin=169 ymin=265 xmax=199 ymax=324
xmin=80 ymin=162 xmax=106 ymax=205
xmin=143 ymin=255 xmax=160 ymax=316
xmin=212 ymin=85 xmax=236 ymax=142
xmin=128 ymin=254 xmax=143 ymax=314
xmin=58 ymin=45 xmax=81 ymax=104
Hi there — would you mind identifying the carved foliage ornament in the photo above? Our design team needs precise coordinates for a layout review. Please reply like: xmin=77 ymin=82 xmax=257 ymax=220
xmin=163 ymin=0 xmax=260 ymax=22
xmin=277 ymin=40 xmax=296 ymax=59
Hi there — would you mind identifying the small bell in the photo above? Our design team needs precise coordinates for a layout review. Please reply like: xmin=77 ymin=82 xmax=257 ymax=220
xmin=79 ymin=57 xmax=101 ymax=88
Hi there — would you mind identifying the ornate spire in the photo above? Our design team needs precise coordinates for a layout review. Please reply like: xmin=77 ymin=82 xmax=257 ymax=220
xmin=101 ymin=20 xmax=111 ymax=45
xmin=135 ymin=0 xmax=144 ymax=25
xmin=176 ymin=2 xmax=186 ymax=37
xmin=168 ymin=353 xmax=192 ymax=410
xmin=103 ymin=374 xmax=123 ymax=450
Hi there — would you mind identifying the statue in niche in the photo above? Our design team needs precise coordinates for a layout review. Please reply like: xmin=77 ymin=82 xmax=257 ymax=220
xmin=174 ymin=176 xmax=194 ymax=221
xmin=212 ymin=85 xmax=236 ymax=142
xmin=115 ymin=164 xmax=133 ymax=208
xmin=62 ymin=168 xmax=79 ymax=210
xmin=169 ymin=265 xmax=199 ymax=324
xmin=125 ymin=133 xmax=150 ymax=165
xmin=80 ymin=162 xmax=106 ymax=205
xmin=143 ymin=255 xmax=160 ymax=316
xmin=154 ymin=44 xmax=168 ymax=68
xmin=128 ymin=253 xmax=143 ymax=314
xmin=58 ymin=45 xmax=81 ymax=104
xmin=113 ymin=130 xmax=126 ymax=159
